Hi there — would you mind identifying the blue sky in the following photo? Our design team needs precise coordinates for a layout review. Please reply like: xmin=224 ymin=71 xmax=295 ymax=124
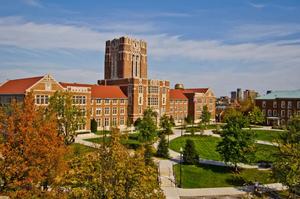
xmin=0 ymin=0 xmax=300 ymax=96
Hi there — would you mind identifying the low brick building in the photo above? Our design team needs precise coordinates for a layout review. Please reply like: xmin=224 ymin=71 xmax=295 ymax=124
xmin=255 ymin=90 xmax=300 ymax=126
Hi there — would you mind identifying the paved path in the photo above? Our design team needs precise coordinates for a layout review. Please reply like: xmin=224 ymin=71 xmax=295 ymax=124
xmin=158 ymin=128 xmax=285 ymax=199
xmin=75 ymin=133 xmax=102 ymax=148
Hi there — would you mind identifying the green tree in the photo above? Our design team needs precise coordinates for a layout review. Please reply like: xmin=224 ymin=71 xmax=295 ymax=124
xmin=185 ymin=115 xmax=193 ymax=125
xmin=183 ymin=139 xmax=199 ymax=165
xmin=47 ymin=91 xmax=85 ymax=145
xmin=62 ymin=129 xmax=165 ymax=198
xmin=136 ymin=108 xmax=158 ymax=143
xmin=248 ymin=106 xmax=265 ymax=125
xmin=273 ymin=117 xmax=300 ymax=198
xmin=217 ymin=110 xmax=255 ymax=172
xmin=90 ymin=118 xmax=98 ymax=133
xmin=156 ymin=135 xmax=169 ymax=158
xmin=201 ymin=105 xmax=211 ymax=127
xmin=160 ymin=114 xmax=175 ymax=135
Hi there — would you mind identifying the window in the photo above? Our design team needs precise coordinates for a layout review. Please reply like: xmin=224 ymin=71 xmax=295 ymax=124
xmin=268 ymin=110 xmax=272 ymax=117
xmin=148 ymin=86 xmax=159 ymax=93
xmin=273 ymin=101 xmax=277 ymax=108
xmin=104 ymin=107 xmax=110 ymax=115
xmin=138 ymin=96 xmax=143 ymax=105
xmin=288 ymin=110 xmax=292 ymax=118
xmin=77 ymin=123 xmax=86 ymax=130
xmin=138 ymin=86 xmax=143 ymax=93
xmin=96 ymin=118 xmax=101 ymax=127
xmin=120 ymin=99 xmax=125 ymax=104
xmin=162 ymin=97 xmax=166 ymax=105
xmin=281 ymin=101 xmax=286 ymax=109
xmin=112 ymin=117 xmax=117 ymax=126
xmin=262 ymin=101 xmax=266 ymax=108
xmin=139 ymin=106 xmax=143 ymax=114
xmin=288 ymin=101 xmax=292 ymax=109
xmin=90 ymin=108 xmax=93 ymax=116
xmin=162 ymin=87 xmax=166 ymax=94
xmin=148 ymin=97 xmax=159 ymax=106
xmin=96 ymin=108 xmax=101 ymax=116
xmin=105 ymin=99 xmax=110 ymax=104
xmin=281 ymin=110 xmax=285 ymax=117
xmin=297 ymin=111 xmax=300 ymax=116
xmin=113 ymin=99 xmax=118 ymax=104
xmin=210 ymin=99 xmax=213 ymax=103
xmin=35 ymin=95 xmax=49 ymax=105
xmin=112 ymin=107 xmax=117 ymax=115
xmin=104 ymin=118 xmax=109 ymax=127
xmin=72 ymin=96 xmax=86 ymax=105
xmin=120 ymin=107 xmax=125 ymax=115
xmin=297 ymin=101 xmax=300 ymax=109
xmin=262 ymin=109 xmax=266 ymax=116
xmin=96 ymin=99 xmax=102 ymax=104
xmin=273 ymin=110 xmax=277 ymax=117
xmin=120 ymin=116 xmax=124 ymax=125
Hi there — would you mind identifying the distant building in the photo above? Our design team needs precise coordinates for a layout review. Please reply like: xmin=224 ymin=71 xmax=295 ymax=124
xmin=230 ymin=91 xmax=237 ymax=102
xmin=237 ymin=88 xmax=242 ymax=101
xmin=255 ymin=90 xmax=300 ymax=126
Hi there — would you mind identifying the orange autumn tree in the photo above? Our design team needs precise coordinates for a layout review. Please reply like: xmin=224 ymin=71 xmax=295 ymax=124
xmin=0 ymin=94 xmax=67 ymax=198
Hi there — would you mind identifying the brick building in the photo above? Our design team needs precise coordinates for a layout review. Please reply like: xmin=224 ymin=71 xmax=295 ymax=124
xmin=169 ymin=85 xmax=216 ymax=124
xmin=98 ymin=36 xmax=170 ymax=123
xmin=0 ymin=36 xmax=216 ymax=131
xmin=255 ymin=90 xmax=300 ymax=126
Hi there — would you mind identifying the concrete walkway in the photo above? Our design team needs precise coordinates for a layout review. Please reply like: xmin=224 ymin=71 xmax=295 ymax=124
xmin=75 ymin=133 xmax=102 ymax=148
xmin=158 ymin=128 xmax=285 ymax=199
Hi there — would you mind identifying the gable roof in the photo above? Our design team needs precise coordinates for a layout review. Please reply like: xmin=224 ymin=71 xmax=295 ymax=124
xmin=256 ymin=90 xmax=300 ymax=100
xmin=169 ymin=89 xmax=188 ymax=100
xmin=60 ymin=82 xmax=127 ymax=99
xmin=0 ymin=76 xmax=44 ymax=94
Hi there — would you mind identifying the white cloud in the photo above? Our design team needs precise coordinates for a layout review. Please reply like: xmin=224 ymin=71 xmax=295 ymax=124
xmin=230 ymin=24 xmax=300 ymax=41
xmin=249 ymin=2 xmax=265 ymax=9
xmin=22 ymin=0 xmax=42 ymax=7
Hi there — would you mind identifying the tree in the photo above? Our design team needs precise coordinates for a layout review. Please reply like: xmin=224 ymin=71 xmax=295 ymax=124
xmin=62 ymin=128 xmax=165 ymax=198
xmin=273 ymin=117 xmax=300 ymax=198
xmin=217 ymin=110 xmax=255 ymax=172
xmin=136 ymin=108 xmax=158 ymax=143
xmin=183 ymin=139 xmax=199 ymax=165
xmin=156 ymin=135 xmax=169 ymax=158
xmin=90 ymin=118 xmax=98 ymax=133
xmin=248 ymin=106 xmax=265 ymax=125
xmin=47 ymin=91 xmax=85 ymax=145
xmin=201 ymin=105 xmax=211 ymax=127
xmin=238 ymin=98 xmax=255 ymax=115
xmin=0 ymin=94 xmax=67 ymax=198
xmin=160 ymin=114 xmax=175 ymax=136
xmin=185 ymin=115 xmax=193 ymax=125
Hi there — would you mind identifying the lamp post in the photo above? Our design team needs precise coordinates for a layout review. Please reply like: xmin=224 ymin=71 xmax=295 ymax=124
xmin=181 ymin=119 xmax=183 ymax=137
xmin=179 ymin=147 xmax=183 ymax=188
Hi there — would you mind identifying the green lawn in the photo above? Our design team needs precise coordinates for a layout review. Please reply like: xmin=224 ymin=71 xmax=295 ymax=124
xmin=169 ymin=135 xmax=278 ymax=163
xmin=66 ymin=143 xmax=97 ymax=159
xmin=173 ymin=164 xmax=276 ymax=188
xmin=85 ymin=133 xmax=142 ymax=149
xmin=170 ymin=135 xmax=221 ymax=161
xmin=92 ymin=130 xmax=111 ymax=135
xmin=246 ymin=130 xmax=283 ymax=142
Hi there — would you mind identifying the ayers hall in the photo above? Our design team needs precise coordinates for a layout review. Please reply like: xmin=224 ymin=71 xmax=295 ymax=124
xmin=0 ymin=36 xmax=216 ymax=132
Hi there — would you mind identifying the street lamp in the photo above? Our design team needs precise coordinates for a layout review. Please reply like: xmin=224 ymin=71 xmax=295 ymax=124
xmin=179 ymin=147 xmax=183 ymax=188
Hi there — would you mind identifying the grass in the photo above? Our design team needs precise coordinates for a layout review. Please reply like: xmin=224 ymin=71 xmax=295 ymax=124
xmin=246 ymin=130 xmax=283 ymax=142
xmin=85 ymin=133 xmax=142 ymax=149
xmin=170 ymin=135 xmax=221 ymax=161
xmin=65 ymin=143 xmax=97 ymax=159
xmin=169 ymin=135 xmax=278 ymax=163
xmin=173 ymin=164 xmax=276 ymax=188
xmin=92 ymin=130 xmax=111 ymax=135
